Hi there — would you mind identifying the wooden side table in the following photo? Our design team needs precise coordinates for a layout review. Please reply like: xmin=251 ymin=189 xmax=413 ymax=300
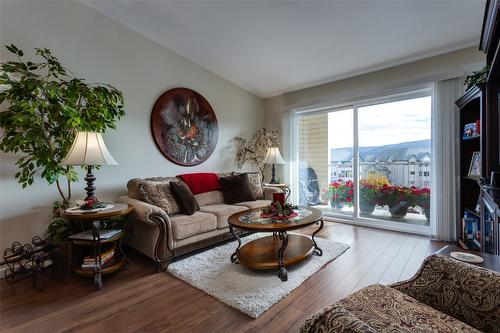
xmin=63 ymin=203 xmax=133 ymax=290
xmin=263 ymin=183 xmax=291 ymax=201
xmin=436 ymin=245 xmax=500 ymax=272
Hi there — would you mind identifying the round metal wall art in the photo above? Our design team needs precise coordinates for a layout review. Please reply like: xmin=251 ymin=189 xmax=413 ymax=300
xmin=150 ymin=88 xmax=219 ymax=166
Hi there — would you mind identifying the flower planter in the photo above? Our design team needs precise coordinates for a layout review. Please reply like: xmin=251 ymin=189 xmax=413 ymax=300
xmin=389 ymin=202 xmax=409 ymax=218
xmin=330 ymin=200 xmax=345 ymax=209
xmin=359 ymin=202 xmax=376 ymax=214
xmin=423 ymin=207 xmax=430 ymax=221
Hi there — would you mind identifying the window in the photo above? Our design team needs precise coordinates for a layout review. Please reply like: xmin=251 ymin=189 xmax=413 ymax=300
xmin=294 ymin=88 xmax=432 ymax=232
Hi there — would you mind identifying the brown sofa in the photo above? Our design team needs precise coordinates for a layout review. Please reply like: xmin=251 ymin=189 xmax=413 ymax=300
xmin=119 ymin=173 xmax=280 ymax=271
xmin=300 ymin=254 xmax=500 ymax=333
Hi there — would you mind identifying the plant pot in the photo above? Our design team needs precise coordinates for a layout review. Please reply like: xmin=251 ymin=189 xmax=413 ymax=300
xmin=389 ymin=202 xmax=409 ymax=218
xmin=359 ymin=202 xmax=376 ymax=214
xmin=423 ymin=207 xmax=430 ymax=221
xmin=330 ymin=199 xmax=345 ymax=209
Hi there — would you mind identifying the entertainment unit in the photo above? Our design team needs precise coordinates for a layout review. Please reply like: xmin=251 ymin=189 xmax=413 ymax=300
xmin=456 ymin=0 xmax=500 ymax=254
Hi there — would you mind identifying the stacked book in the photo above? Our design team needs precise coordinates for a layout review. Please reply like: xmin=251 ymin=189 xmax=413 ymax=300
xmin=81 ymin=248 xmax=115 ymax=270
xmin=459 ymin=209 xmax=481 ymax=251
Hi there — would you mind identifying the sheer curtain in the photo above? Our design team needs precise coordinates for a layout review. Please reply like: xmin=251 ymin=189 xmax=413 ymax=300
xmin=431 ymin=78 xmax=463 ymax=241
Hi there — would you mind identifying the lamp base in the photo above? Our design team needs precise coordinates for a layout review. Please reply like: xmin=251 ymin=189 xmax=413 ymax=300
xmin=270 ymin=164 xmax=278 ymax=184
xmin=84 ymin=165 xmax=97 ymax=201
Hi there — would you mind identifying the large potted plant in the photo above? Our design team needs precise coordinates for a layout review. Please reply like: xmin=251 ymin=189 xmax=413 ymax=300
xmin=359 ymin=174 xmax=389 ymax=214
xmin=413 ymin=187 xmax=431 ymax=221
xmin=0 ymin=44 xmax=125 ymax=245
xmin=325 ymin=179 xmax=353 ymax=209
xmin=379 ymin=185 xmax=411 ymax=218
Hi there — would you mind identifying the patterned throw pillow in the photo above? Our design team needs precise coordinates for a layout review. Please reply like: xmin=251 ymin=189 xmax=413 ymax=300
xmin=245 ymin=172 xmax=264 ymax=200
xmin=132 ymin=177 xmax=181 ymax=215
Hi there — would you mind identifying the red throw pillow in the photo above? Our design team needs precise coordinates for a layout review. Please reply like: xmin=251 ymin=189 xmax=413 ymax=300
xmin=177 ymin=173 xmax=221 ymax=195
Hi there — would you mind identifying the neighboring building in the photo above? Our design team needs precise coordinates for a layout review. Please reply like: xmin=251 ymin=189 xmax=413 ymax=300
xmin=330 ymin=140 xmax=431 ymax=188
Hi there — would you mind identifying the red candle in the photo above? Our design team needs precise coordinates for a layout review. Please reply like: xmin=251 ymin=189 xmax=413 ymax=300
xmin=273 ymin=192 xmax=285 ymax=206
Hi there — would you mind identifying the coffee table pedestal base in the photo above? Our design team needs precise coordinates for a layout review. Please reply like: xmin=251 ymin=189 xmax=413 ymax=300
xmin=236 ymin=234 xmax=315 ymax=281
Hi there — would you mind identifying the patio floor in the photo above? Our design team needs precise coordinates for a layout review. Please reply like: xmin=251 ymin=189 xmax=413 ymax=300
xmin=311 ymin=204 xmax=430 ymax=226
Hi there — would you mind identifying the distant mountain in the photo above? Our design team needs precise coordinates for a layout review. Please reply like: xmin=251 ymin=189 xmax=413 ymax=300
xmin=331 ymin=139 xmax=431 ymax=162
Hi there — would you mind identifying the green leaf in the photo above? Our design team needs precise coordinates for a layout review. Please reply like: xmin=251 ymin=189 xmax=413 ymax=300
xmin=0 ymin=44 xmax=125 ymax=201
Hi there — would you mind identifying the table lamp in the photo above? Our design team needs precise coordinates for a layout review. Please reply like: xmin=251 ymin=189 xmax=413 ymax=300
xmin=263 ymin=147 xmax=285 ymax=184
xmin=61 ymin=131 xmax=118 ymax=201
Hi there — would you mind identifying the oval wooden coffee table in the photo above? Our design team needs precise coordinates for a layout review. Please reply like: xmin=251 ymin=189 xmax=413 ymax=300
xmin=228 ymin=207 xmax=323 ymax=281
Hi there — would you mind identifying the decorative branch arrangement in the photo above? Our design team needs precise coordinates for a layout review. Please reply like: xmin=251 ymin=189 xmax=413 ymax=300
xmin=234 ymin=128 xmax=280 ymax=177
xmin=0 ymin=44 xmax=125 ymax=204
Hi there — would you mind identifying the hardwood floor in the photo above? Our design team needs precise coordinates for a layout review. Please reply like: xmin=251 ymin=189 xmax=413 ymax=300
xmin=1 ymin=222 xmax=447 ymax=333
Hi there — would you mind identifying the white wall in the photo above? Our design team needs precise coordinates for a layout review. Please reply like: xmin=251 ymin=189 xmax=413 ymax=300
xmin=0 ymin=1 xmax=264 ymax=249
xmin=264 ymin=47 xmax=485 ymax=184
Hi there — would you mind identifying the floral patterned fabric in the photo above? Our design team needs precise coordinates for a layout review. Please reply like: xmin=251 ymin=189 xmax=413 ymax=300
xmin=300 ymin=254 xmax=499 ymax=333
xmin=391 ymin=254 xmax=500 ymax=332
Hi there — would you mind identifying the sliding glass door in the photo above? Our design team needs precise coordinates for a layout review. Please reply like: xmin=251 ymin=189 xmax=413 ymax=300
xmin=297 ymin=109 xmax=354 ymax=217
xmin=294 ymin=89 xmax=432 ymax=232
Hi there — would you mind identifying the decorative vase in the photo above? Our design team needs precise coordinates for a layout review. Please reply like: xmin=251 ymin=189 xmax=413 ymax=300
xmin=359 ymin=202 xmax=376 ymax=214
xmin=389 ymin=202 xmax=409 ymax=218
xmin=273 ymin=192 xmax=285 ymax=206
xmin=423 ymin=207 xmax=430 ymax=221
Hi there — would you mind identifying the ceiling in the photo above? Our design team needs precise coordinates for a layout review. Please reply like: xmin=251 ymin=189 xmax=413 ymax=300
xmin=84 ymin=0 xmax=485 ymax=98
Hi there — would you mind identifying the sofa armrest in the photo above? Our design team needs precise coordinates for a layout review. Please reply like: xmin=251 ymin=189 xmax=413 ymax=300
xmin=262 ymin=186 xmax=283 ymax=200
xmin=119 ymin=196 xmax=174 ymax=270
xmin=391 ymin=254 xmax=500 ymax=331
xmin=119 ymin=196 xmax=169 ymax=226
xmin=300 ymin=304 xmax=376 ymax=333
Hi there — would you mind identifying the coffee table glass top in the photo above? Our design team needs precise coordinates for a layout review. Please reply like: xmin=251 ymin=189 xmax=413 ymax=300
xmin=238 ymin=208 xmax=313 ymax=225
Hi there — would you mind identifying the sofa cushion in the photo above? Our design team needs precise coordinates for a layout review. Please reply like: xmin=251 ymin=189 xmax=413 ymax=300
xmin=244 ymin=172 xmax=264 ymax=199
xmin=300 ymin=303 xmax=377 ymax=333
xmin=128 ymin=177 xmax=181 ymax=215
xmin=219 ymin=173 xmax=256 ymax=204
xmin=199 ymin=204 xmax=248 ymax=229
xmin=194 ymin=191 xmax=223 ymax=206
xmin=170 ymin=181 xmax=199 ymax=215
xmin=391 ymin=254 xmax=500 ymax=332
xmin=170 ymin=211 xmax=217 ymax=240
xmin=338 ymin=284 xmax=480 ymax=333
xmin=234 ymin=200 xmax=271 ymax=210
xmin=177 ymin=173 xmax=221 ymax=194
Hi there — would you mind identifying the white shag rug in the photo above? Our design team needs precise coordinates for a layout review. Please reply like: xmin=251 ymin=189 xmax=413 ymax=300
xmin=167 ymin=233 xmax=350 ymax=318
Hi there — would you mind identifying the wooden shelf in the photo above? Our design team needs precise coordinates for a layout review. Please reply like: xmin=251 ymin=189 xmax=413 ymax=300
xmin=74 ymin=258 xmax=125 ymax=277
xmin=462 ymin=135 xmax=480 ymax=141
xmin=71 ymin=232 xmax=124 ymax=246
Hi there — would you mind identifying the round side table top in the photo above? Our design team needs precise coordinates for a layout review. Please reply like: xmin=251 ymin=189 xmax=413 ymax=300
xmin=228 ymin=206 xmax=323 ymax=232
xmin=62 ymin=203 xmax=133 ymax=220
xmin=262 ymin=183 xmax=290 ymax=189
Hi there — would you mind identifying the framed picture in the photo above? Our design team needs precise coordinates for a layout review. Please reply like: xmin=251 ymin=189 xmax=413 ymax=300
xmin=463 ymin=122 xmax=478 ymax=139
xmin=468 ymin=151 xmax=481 ymax=178
xmin=150 ymin=88 xmax=219 ymax=166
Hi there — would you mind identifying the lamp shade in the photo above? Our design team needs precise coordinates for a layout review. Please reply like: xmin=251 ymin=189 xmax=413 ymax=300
xmin=61 ymin=131 xmax=118 ymax=166
xmin=263 ymin=147 xmax=285 ymax=165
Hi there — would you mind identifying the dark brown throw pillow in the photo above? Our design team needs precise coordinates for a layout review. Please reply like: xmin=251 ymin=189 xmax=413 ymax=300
xmin=169 ymin=181 xmax=200 ymax=215
xmin=220 ymin=173 xmax=256 ymax=204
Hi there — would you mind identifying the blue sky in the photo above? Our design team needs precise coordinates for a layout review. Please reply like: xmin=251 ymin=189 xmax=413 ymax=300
xmin=328 ymin=96 xmax=431 ymax=149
